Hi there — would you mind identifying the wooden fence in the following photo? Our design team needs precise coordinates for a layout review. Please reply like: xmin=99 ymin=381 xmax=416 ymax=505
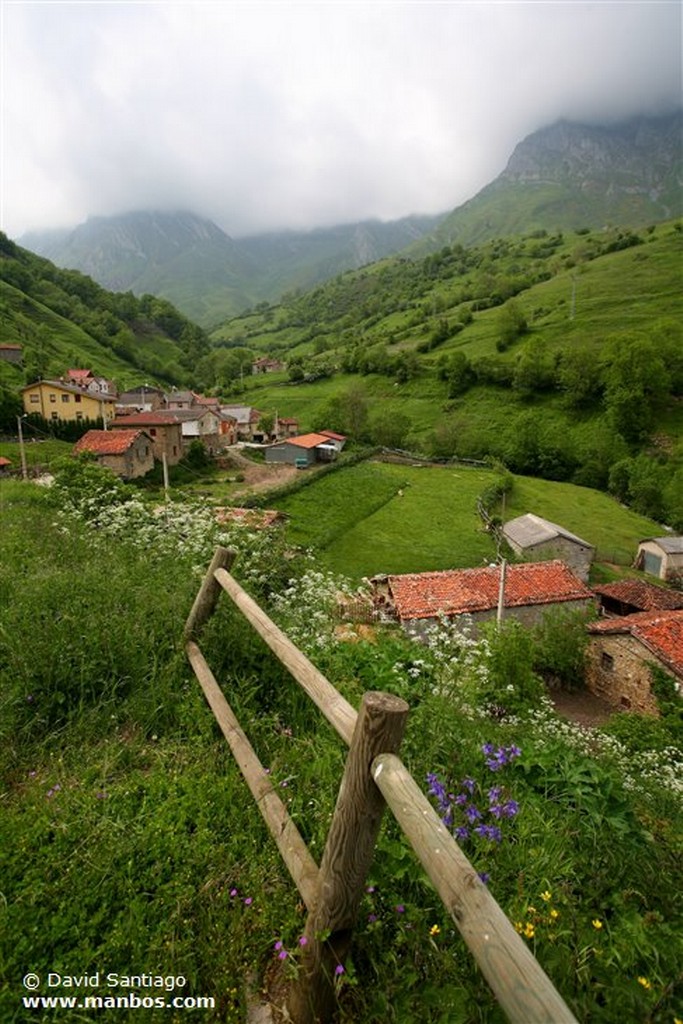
xmin=184 ymin=546 xmax=579 ymax=1024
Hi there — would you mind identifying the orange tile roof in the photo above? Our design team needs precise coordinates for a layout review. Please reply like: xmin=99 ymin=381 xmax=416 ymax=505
xmin=387 ymin=560 xmax=594 ymax=621
xmin=589 ymin=610 xmax=683 ymax=679
xmin=593 ymin=579 xmax=683 ymax=612
xmin=286 ymin=432 xmax=335 ymax=449
xmin=73 ymin=429 xmax=146 ymax=456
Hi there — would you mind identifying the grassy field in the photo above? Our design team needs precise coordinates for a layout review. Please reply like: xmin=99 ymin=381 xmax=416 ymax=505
xmin=272 ymin=459 xmax=662 ymax=581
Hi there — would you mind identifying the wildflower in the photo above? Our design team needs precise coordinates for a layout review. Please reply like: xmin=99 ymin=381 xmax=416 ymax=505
xmin=429 ymin=924 xmax=441 ymax=936
xmin=592 ymin=919 xmax=603 ymax=930
xmin=278 ymin=950 xmax=288 ymax=961
xmin=637 ymin=977 xmax=651 ymax=990
xmin=334 ymin=965 xmax=345 ymax=977
xmin=274 ymin=941 xmax=284 ymax=951
xmin=541 ymin=891 xmax=552 ymax=902
xmin=523 ymin=923 xmax=535 ymax=939
xmin=549 ymin=909 xmax=559 ymax=921
xmin=465 ymin=804 xmax=482 ymax=823
xmin=478 ymin=872 xmax=490 ymax=885
xmin=229 ymin=888 xmax=238 ymax=897
xmin=367 ymin=913 xmax=378 ymax=924
xmin=454 ymin=826 xmax=470 ymax=841
xmin=514 ymin=921 xmax=523 ymax=934
xmin=395 ymin=904 xmax=405 ymax=914
xmin=298 ymin=936 xmax=308 ymax=947
xmin=244 ymin=897 xmax=253 ymax=906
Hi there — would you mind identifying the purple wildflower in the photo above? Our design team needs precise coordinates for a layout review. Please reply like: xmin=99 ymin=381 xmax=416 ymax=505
xmin=488 ymin=787 xmax=502 ymax=802
xmin=278 ymin=950 xmax=288 ymax=961
xmin=244 ymin=897 xmax=253 ymax=906
xmin=368 ymin=913 xmax=378 ymax=923
xmin=474 ymin=824 xmax=503 ymax=843
xmin=462 ymin=777 xmax=476 ymax=793
xmin=478 ymin=872 xmax=491 ymax=885
xmin=465 ymin=804 xmax=482 ymax=823
xmin=334 ymin=965 xmax=345 ymax=977
xmin=298 ymin=936 xmax=308 ymax=947
xmin=454 ymin=793 xmax=468 ymax=806
xmin=454 ymin=826 xmax=470 ymax=841
xmin=395 ymin=904 xmax=405 ymax=914
xmin=503 ymin=800 xmax=519 ymax=818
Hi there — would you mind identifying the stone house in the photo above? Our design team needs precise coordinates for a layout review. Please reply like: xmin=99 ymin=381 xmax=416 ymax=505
xmin=73 ymin=429 xmax=154 ymax=480
xmin=635 ymin=537 xmax=683 ymax=584
xmin=0 ymin=343 xmax=22 ymax=365
xmin=117 ymin=386 xmax=166 ymax=413
xmin=252 ymin=357 xmax=284 ymax=374
xmin=503 ymin=513 xmax=595 ymax=582
xmin=586 ymin=610 xmax=683 ymax=715
xmin=371 ymin=560 xmax=595 ymax=639
xmin=111 ymin=413 xmax=184 ymax=466
xmin=220 ymin=405 xmax=263 ymax=441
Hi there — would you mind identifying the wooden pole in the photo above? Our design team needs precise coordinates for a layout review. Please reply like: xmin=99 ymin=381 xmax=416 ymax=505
xmin=186 ymin=640 xmax=319 ymax=909
xmin=17 ymin=416 xmax=28 ymax=480
xmin=214 ymin=567 xmax=358 ymax=745
xmin=371 ymin=753 xmax=578 ymax=1024
xmin=184 ymin=547 xmax=235 ymax=640
xmin=287 ymin=691 xmax=409 ymax=1024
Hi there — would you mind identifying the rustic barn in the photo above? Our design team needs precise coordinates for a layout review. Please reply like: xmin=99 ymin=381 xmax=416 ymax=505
xmin=593 ymin=579 xmax=683 ymax=617
xmin=73 ymin=429 xmax=154 ymax=480
xmin=371 ymin=560 xmax=595 ymax=638
xmin=503 ymin=513 xmax=595 ymax=581
xmin=265 ymin=433 xmax=338 ymax=467
xmin=635 ymin=537 xmax=683 ymax=584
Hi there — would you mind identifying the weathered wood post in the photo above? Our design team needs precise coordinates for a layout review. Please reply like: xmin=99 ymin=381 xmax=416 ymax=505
xmin=287 ymin=691 xmax=409 ymax=1024
xmin=184 ymin=546 xmax=234 ymax=640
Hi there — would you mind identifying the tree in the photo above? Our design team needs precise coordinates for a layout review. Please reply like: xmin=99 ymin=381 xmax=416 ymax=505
xmin=496 ymin=300 xmax=527 ymax=351
xmin=369 ymin=409 xmax=411 ymax=449
xmin=603 ymin=336 xmax=671 ymax=443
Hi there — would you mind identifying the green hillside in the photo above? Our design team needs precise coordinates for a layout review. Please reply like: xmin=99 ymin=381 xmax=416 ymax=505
xmin=0 ymin=232 xmax=211 ymax=422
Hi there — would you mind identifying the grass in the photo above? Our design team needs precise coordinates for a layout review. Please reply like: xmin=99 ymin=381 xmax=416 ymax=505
xmin=1 ymin=477 xmax=681 ymax=1023
xmin=271 ymin=459 xmax=662 ymax=581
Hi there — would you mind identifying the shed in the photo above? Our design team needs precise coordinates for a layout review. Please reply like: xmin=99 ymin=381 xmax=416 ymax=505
xmin=503 ymin=513 xmax=595 ymax=581
xmin=586 ymin=610 xmax=683 ymax=714
xmin=593 ymin=579 xmax=683 ymax=617
xmin=265 ymin=433 xmax=338 ymax=467
xmin=635 ymin=537 xmax=683 ymax=584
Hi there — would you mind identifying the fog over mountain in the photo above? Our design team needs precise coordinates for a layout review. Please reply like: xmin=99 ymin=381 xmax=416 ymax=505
xmin=3 ymin=2 xmax=680 ymax=240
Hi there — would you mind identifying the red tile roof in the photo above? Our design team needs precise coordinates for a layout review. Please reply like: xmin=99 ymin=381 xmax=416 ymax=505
xmin=0 ymin=457 xmax=11 ymax=466
xmin=73 ymin=429 xmax=146 ymax=456
xmin=113 ymin=412 xmax=184 ymax=427
xmin=387 ymin=560 xmax=594 ymax=621
xmin=589 ymin=610 xmax=683 ymax=679
xmin=593 ymin=579 xmax=683 ymax=612
xmin=319 ymin=430 xmax=347 ymax=442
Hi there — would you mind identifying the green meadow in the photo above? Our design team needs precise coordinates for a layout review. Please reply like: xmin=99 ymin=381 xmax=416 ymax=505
xmin=272 ymin=459 xmax=661 ymax=581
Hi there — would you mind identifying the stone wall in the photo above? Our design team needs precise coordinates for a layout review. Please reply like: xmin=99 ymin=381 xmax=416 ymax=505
xmin=585 ymin=634 xmax=662 ymax=715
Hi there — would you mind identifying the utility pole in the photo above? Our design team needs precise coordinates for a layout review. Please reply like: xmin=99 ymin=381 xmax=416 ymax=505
xmin=17 ymin=416 xmax=28 ymax=480
xmin=496 ymin=558 xmax=507 ymax=626
xmin=162 ymin=451 xmax=170 ymax=503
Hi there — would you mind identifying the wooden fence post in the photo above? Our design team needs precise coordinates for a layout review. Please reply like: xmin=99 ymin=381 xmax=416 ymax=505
xmin=184 ymin=546 xmax=234 ymax=640
xmin=287 ymin=691 xmax=409 ymax=1024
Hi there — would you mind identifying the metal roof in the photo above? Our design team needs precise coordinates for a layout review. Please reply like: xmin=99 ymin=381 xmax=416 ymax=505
xmin=503 ymin=513 xmax=593 ymax=551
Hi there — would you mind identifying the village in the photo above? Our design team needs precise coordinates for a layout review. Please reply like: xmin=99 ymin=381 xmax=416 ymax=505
xmin=4 ymin=364 xmax=682 ymax=735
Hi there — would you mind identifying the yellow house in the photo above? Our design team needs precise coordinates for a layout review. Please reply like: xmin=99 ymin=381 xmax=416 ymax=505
xmin=21 ymin=380 xmax=117 ymax=424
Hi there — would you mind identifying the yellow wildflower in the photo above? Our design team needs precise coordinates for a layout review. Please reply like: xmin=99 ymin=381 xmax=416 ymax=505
xmin=523 ymin=922 xmax=535 ymax=939
xmin=592 ymin=919 xmax=603 ymax=930
xmin=514 ymin=921 xmax=523 ymax=934
xmin=540 ymin=890 xmax=552 ymax=902
xmin=429 ymin=924 xmax=441 ymax=937
xmin=549 ymin=908 xmax=559 ymax=921
xmin=637 ymin=977 xmax=651 ymax=990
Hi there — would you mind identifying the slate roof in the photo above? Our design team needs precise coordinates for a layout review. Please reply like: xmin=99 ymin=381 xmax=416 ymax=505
xmin=73 ymin=429 xmax=147 ymax=456
xmin=589 ymin=610 xmax=683 ymax=680
xmin=593 ymin=579 xmax=683 ymax=612
xmin=503 ymin=513 xmax=593 ymax=551
xmin=640 ymin=536 xmax=683 ymax=555
xmin=386 ymin=560 xmax=594 ymax=621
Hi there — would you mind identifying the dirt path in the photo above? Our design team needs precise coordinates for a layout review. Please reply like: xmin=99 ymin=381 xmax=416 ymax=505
xmin=549 ymin=689 xmax=614 ymax=728
xmin=223 ymin=449 xmax=300 ymax=498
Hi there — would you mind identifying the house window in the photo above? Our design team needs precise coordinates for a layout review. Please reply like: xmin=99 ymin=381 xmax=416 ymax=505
xmin=51 ymin=412 xmax=58 ymax=420
xmin=76 ymin=412 xmax=83 ymax=421
xmin=74 ymin=394 xmax=82 ymax=403
xmin=172 ymin=446 xmax=177 ymax=456
xmin=61 ymin=394 xmax=70 ymax=403
xmin=150 ymin=428 xmax=157 ymax=436
xmin=30 ymin=395 xmax=39 ymax=404
xmin=601 ymin=652 xmax=614 ymax=671
xmin=49 ymin=394 xmax=56 ymax=403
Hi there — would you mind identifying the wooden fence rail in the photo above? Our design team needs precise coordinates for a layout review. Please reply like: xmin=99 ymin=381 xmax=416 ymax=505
xmin=184 ymin=547 xmax=578 ymax=1024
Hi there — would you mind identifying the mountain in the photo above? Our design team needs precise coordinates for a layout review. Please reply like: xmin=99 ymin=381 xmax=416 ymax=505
xmin=421 ymin=111 xmax=682 ymax=250
xmin=21 ymin=211 xmax=442 ymax=328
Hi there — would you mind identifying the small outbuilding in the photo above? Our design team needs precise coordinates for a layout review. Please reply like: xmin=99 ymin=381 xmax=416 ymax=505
xmin=635 ymin=537 xmax=683 ymax=584
xmin=593 ymin=579 xmax=683 ymax=617
xmin=503 ymin=513 xmax=595 ymax=582
xmin=586 ymin=610 xmax=683 ymax=715
xmin=265 ymin=433 xmax=339 ymax=468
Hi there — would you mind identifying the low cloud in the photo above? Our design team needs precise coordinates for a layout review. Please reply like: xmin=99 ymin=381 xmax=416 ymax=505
xmin=2 ymin=2 xmax=680 ymax=238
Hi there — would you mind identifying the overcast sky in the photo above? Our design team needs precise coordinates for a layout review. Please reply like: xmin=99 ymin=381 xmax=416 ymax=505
xmin=1 ymin=1 xmax=680 ymax=240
